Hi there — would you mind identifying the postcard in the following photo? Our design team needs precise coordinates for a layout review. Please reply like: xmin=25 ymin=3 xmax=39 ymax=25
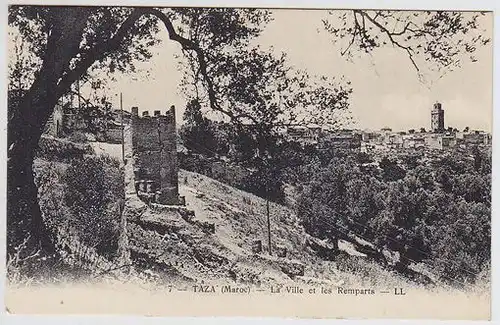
xmin=4 ymin=3 xmax=494 ymax=320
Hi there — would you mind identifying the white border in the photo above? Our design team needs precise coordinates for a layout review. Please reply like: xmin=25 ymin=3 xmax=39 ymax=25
xmin=1 ymin=0 xmax=498 ymax=10
xmin=0 ymin=0 xmax=498 ymax=324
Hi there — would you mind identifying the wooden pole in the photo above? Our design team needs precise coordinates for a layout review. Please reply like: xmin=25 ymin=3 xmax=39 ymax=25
xmin=77 ymin=78 xmax=81 ymax=110
xmin=267 ymin=198 xmax=272 ymax=255
xmin=120 ymin=92 xmax=124 ymax=162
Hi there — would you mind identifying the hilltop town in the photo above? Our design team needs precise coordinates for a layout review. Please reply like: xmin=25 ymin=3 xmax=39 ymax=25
xmin=285 ymin=102 xmax=491 ymax=153
xmin=20 ymin=92 xmax=486 ymax=289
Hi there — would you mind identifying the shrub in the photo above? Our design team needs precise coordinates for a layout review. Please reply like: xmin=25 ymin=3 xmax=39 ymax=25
xmin=63 ymin=155 xmax=124 ymax=257
xmin=67 ymin=131 xmax=89 ymax=143
xmin=36 ymin=136 xmax=94 ymax=162
xmin=33 ymin=160 xmax=71 ymax=239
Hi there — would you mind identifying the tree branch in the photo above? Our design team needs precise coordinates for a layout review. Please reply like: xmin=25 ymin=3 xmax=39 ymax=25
xmin=393 ymin=22 xmax=412 ymax=36
xmin=56 ymin=8 xmax=146 ymax=97
xmin=341 ymin=12 xmax=358 ymax=56
xmin=9 ymin=7 xmax=94 ymax=150
xmin=56 ymin=7 xmax=244 ymax=125
xmin=65 ymin=89 xmax=96 ymax=109
xmin=355 ymin=10 xmax=420 ymax=72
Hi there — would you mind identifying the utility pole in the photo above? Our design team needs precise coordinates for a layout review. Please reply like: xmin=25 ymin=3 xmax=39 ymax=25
xmin=264 ymin=156 xmax=272 ymax=256
xmin=120 ymin=92 xmax=124 ymax=162
xmin=77 ymin=77 xmax=81 ymax=110
xmin=267 ymin=198 xmax=272 ymax=255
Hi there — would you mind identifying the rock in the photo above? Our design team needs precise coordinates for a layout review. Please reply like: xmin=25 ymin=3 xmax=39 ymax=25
xmin=278 ymin=259 xmax=305 ymax=278
xmin=178 ymin=209 xmax=195 ymax=222
xmin=134 ymin=211 xmax=186 ymax=235
xmin=306 ymin=235 xmax=338 ymax=260
xmin=123 ymin=198 xmax=147 ymax=221
xmin=251 ymin=240 xmax=262 ymax=254
xmin=276 ymin=245 xmax=287 ymax=258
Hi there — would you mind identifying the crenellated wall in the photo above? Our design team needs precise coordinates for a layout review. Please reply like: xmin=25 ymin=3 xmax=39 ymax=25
xmin=125 ymin=105 xmax=182 ymax=206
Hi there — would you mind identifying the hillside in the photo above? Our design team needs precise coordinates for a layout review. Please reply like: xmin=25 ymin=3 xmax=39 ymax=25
xmin=34 ymin=141 xmax=429 ymax=289
xmin=7 ymin=140 xmax=490 ymax=319
xmin=170 ymin=169 xmax=421 ymax=289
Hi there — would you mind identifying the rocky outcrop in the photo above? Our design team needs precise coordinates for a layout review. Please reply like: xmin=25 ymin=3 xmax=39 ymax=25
xmin=305 ymin=235 xmax=338 ymax=261
xmin=251 ymin=240 xmax=263 ymax=254
xmin=277 ymin=259 xmax=305 ymax=278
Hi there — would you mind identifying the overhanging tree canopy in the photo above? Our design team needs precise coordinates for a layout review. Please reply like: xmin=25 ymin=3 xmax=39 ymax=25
xmin=323 ymin=10 xmax=490 ymax=79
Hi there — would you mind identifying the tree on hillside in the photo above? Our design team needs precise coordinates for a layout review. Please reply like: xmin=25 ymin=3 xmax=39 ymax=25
xmin=180 ymin=98 xmax=219 ymax=156
xmin=297 ymin=156 xmax=360 ymax=240
xmin=8 ymin=6 xmax=351 ymax=258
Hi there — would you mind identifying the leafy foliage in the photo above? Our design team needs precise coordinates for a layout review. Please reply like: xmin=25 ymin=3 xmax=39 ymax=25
xmin=35 ymin=136 xmax=95 ymax=162
xmin=7 ymin=6 xmax=282 ymax=258
xmin=62 ymin=155 xmax=124 ymax=257
xmin=296 ymin=147 xmax=491 ymax=285
xmin=8 ymin=6 xmax=161 ymax=80
xmin=323 ymin=10 xmax=491 ymax=78
xmin=379 ymin=157 xmax=406 ymax=182
xmin=182 ymin=44 xmax=353 ymax=130
xmin=173 ymin=8 xmax=353 ymax=133
xmin=34 ymin=154 xmax=124 ymax=261
xmin=180 ymin=99 xmax=221 ymax=157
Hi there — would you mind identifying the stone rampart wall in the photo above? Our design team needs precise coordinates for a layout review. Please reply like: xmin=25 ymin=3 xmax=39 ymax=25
xmin=127 ymin=106 xmax=181 ymax=205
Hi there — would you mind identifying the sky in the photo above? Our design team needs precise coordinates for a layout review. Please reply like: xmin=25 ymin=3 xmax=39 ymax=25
xmin=105 ymin=9 xmax=493 ymax=132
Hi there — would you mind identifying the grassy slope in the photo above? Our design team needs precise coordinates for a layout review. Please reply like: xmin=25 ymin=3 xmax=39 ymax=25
xmin=178 ymin=169 xmax=424 ymax=290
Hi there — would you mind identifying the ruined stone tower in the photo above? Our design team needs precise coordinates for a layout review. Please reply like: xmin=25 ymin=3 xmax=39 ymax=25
xmin=125 ymin=105 xmax=181 ymax=205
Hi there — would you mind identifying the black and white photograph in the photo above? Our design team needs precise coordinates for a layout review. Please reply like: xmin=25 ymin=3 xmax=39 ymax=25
xmin=4 ymin=2 xmax=494 ymax=320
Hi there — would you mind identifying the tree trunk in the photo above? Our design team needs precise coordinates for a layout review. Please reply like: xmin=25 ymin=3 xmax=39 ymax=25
xmin=7 ymin=77 xmax=62 ymax=257
xmin=7 ymin=7 xmax=92 ymax=258
xmin=7 ymin=138 xmax=53 ymax=257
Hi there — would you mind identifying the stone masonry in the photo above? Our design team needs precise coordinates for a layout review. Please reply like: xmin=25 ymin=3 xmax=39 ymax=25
xmin=126 ymin=105 xmax=183 ymax=205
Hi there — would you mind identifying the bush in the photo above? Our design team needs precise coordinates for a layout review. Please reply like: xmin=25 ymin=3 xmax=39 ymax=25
xmin=36 ymin=136 xmax=94 ymax=162
xmin=240 ymin=170 xmax=285 ymax=203
xmin=62 ymin=155 xmax=124 ymax=257
xmin=33 ymin=160 xmax=71 ymax=240
xmin=66 ymin=131 xmax=89 ymax=143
